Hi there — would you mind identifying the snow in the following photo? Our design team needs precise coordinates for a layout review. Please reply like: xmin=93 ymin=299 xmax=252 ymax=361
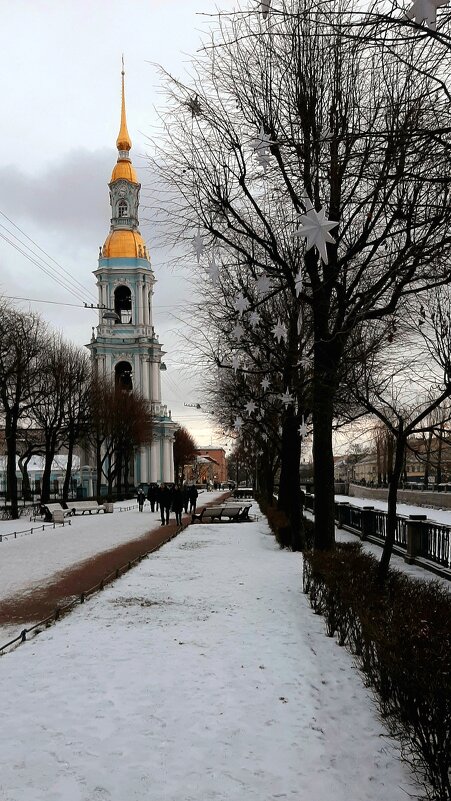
xmin=0 ymin=506 xmax=419 ymax=801
xmin=0 ymin=492 xmax=223 ymax=604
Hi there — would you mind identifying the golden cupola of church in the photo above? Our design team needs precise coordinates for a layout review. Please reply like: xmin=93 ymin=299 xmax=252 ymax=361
xmin=102 ymin=60 xmax=150 ymax=262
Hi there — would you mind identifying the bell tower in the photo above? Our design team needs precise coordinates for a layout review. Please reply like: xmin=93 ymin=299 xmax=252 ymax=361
xmin=87 ymin=61 xmax=176 ymax=486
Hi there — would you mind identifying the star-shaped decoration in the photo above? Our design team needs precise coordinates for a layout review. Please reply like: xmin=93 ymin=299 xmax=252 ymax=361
xmin=234 ymin=292 xmax=250 ymax=317
xmin=261 ymin=377 xmax=270 ymax=391
xmin=260 ymin=0 xmax=272 ymax=19
xmin=294 ymin=207 xmax=338 ymax=265
xmin=273 ymin=319 xmax=287 ymax=343
xmin=298 ymin=419 xmax=308 ymax=438
xmin=185 ymin=94 xmax=202 ymax=117
xmin=234 ymin=416 xmax=243 ymax=431
xmin=256 ymin=273 xmax=271 ymax=296
xmin=405 ymin=0 xmax=449 ymax=29
xmin=251 ymin=125 xmax=275 ymax=154
xmin=192 ymin=230 xmax=205 ymax=263
xmin=231 ymin=323 xmax=245 ymax=341
xmin=249 ymin=310 xmax=260 ymax=328
xmin=231 ymin=353 xmax=241 ymax=373
xmin=245 ymin=400 xmax=257 ymax=416
xmin=280 ymin=389 xmax=294 ymax=408
xmin=261 ymin=433 xmax=268 ymax=441
xmin=206 ymin=256 xmax=220 ymax=285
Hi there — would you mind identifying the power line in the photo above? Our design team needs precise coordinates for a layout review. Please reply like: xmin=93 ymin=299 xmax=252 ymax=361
xmin=2 ymin=295 xmax=98 ymax=310
xmin=0 ymin=210 xmax=97 ymax=302
xmin=0 ymin=230 xmax=88 ymax=304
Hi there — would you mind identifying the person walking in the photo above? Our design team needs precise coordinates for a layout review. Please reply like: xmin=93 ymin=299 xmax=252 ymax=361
xmin=188 ymin=484 xmax=199 ymax=514
xmin=147 ymin=483 xmax=157 ymax=512
xmin=182 ymin=483 xmax=190 ymax=514
xmin=172 ymin=484 xmax=184 ymax=526
xmin=137 ymin=487 xmax=145 ymax=512
xmin=159 ymin=483 xmax=172 ymax=525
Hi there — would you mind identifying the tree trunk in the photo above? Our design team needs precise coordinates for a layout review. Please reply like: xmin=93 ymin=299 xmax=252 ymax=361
xmin=312 ymin=364 xmax=336 ymax=550
xmin=5 ymin=413 xmax=19 ymax=519
xmin=379 ymin=425 xmax=405 ymax=584
xmin=278 ymin=409 xmax=303 ymax=550
xmin=41 ymin=445 xmax=55 ymax=503
xmin=423 ymin=430 xmax=432 ymax=489
xmin=96 ymin=440 xmax=103 ymax=500
xmin=62 ymin=436 xmax=75 ymax=503
xmin=18 ymin=455 xmax=33 ymax=501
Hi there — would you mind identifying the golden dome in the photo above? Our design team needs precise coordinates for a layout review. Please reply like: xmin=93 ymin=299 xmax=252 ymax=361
xmin=110 ymin=160 xmax=138 ymax=184
xmin=102 ymin=230 xmax=149 ymax=259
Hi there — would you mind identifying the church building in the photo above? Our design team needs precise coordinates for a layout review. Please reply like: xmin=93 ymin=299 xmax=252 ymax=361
xmin=86 ymin=66 xmax=176 ymax=487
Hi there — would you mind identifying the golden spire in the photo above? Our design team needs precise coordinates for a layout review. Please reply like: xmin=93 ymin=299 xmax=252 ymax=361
xmin=116 ymin=55 xmax=132 ymax=153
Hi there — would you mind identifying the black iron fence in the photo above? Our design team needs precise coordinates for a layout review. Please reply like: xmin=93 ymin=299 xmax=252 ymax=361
xmin=303 ymin=495 xmax=450 ymax=575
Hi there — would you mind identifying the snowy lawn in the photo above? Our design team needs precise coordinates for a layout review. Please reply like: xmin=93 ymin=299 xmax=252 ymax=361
xmin=0 ymin=491 xmax=224 ymax=603
xmin=0 ymin=509 xmax=419 ymax=801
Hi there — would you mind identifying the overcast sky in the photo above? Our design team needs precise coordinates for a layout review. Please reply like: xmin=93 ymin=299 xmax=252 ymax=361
xmin=0 ymin=0 xmax=238 ymax=447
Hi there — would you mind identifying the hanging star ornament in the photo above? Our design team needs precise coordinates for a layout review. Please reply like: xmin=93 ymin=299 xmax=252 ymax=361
xmin=234 ymin=292 xmax=250 ymax=317
xmin=405 ymin=0 xmax=449 ymax=29
xmin=234 ymin=416 xmax=243 ymax=431
xmin=249 ymin=310 xmax=260 ymax=328
xmin=231 ymin=323 xmax=245 ymax=341
xmin=294 ymin=207 xmax=338 ymax=265
xmin=298 ymin=418 xmax=308 ymax=438
xmin=231 ymin=353 xmax=241 ymax=373
xmin=280 ymin=389 xmax=294 ymax=408
xmin=261 ymin=376 xmax=270 ymax=391
xmin=206 ymin=256 xmax=220 ymax=285
xmin=272 ymin=319 xmax=287 ymax=343
xmin=192 ymin=230 xmax=205 ymax=263
xmin=245 ymin=400 xmax=257 ymax=416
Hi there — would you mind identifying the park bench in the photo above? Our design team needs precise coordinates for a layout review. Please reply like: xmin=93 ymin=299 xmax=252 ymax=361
xmin=191 ymin=506 xmax=224 ymax=523
xmin=191 ymin=504 xmax=254 ymax=524
xmin=68 ymin=500 xmax=106 ymax=516
xmin=41 ymin=503 xmax=72 ymax=523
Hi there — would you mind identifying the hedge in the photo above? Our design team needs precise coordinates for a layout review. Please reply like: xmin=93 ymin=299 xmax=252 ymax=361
xmin=303 ymin=543 xmax=450 ymax=801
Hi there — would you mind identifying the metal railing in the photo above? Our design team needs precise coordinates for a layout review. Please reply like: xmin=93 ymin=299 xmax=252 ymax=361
xmin=304 ymin=494 xmax=450 ymax=575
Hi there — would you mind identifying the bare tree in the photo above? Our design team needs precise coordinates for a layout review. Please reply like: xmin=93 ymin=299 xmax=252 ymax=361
xmin=173 ymin=426 xmax=197 ymax=483
xmin=344 ymin=292 xmax=451 ymax=581
xmin=150 ymin=0 xmax=451 ymax=550
xmin=0 ymin=305 xmax=45 ymax=517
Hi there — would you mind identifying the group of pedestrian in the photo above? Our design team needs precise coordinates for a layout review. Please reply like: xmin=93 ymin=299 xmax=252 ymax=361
xmin=136 ymin=482 xmax=199 ymax=526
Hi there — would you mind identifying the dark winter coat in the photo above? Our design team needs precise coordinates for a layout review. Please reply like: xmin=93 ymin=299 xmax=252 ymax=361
xmin=171 ymin=487 xmax=184 ymax=513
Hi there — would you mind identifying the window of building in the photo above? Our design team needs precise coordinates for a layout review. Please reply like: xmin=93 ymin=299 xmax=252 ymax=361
xmin=118 ymin=200 xmax=128 ymax=217
xmin=114 ymin=285 xmax=132 ymax=324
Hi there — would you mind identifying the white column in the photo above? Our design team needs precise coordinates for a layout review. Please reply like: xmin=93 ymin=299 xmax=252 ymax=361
xmin=134 ymin=355 xmax=140 ymax=392
xmin=148 ymin=288 xmax=153 ymax=329
xmin=163 ymin=438 xmax=171 ymax=482
xmin=143 ymin=283 xmax=148 ymax=326
xmin=143 ymin=358 xmax=150 ymax=401
xmin=151 ymin=362 xmax=159 ymax=402
xmin=150 ymin=440 xmax=159 ymax=482
xmin=169 ymin=439 xmax=174 ymax=483
xmin=140 ymin=447 xmax=148 ymax=483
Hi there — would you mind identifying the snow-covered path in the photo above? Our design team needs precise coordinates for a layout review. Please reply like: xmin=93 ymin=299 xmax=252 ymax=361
xmin=0 ymin=511 xmax=418 ymax=801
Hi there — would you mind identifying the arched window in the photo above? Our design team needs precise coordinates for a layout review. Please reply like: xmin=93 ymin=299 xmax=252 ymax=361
xmin=115 ymin=361 xmax=133 ymax=391
xmin=114 ymin=285 xmax=132 ymax=324
xmin=118 ymin=200 xmax=128 ymax=217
